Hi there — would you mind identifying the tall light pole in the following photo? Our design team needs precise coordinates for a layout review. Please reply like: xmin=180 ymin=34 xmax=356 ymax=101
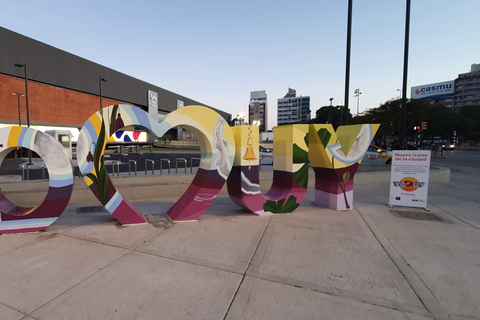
xmin=11 ymin=92 xmax=25 ymax=126
xmin=343 ymin=0 xmax=353 ymax=125
xmin=14 ymin=63 xmax=32 ymax=165
xmin=354 ymin=89 xmax=362 ymax=124
xmin=99 ymin=76 xmax=107 ymax=110
xmin=400 ymin=0 xmax=411 ymax=150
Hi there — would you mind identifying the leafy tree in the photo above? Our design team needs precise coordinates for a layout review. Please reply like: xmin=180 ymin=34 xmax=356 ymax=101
xmin=355 ymin=98 xmax=475 ymax=141
xmin=313 ymin=105 xmax=351 ymax=129
xmin=458 ymin=105 xmax=480 ymax=141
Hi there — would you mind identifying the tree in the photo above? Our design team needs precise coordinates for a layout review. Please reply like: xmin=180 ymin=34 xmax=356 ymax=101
xmin=458 ymin=105 xmax=480 ymax=141
xmin=313 ymin=105 xmax=351 ymax=129
xmin=355 ymin=98 xmax=475 ymax=142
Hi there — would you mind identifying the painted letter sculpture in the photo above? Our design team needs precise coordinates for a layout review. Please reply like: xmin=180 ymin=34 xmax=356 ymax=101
xmin=309 ymin=123 xmax=379 ymax=209
xmin=0 ymin=127 xmax=73 ymax=233
xmin=0 ymin=103 xmax=378 ymax=234
xmin=227 ymin=124 xmax=309 ymax=214
xmin=76 ymin=104 xmax=235 ymax=223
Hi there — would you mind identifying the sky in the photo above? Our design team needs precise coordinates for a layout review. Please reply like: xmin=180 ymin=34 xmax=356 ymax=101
xmin=1 ymin=0 xmax=479 ymax=130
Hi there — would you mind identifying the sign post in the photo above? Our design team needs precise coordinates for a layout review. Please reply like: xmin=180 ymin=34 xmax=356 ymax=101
xmin=389 ymin=150 xmax=431 ymax=209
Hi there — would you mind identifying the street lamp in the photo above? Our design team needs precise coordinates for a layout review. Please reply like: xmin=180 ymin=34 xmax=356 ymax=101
xmin=396 ymin=88 xmax=402 ymax=99
xmin=11 ymin=92 xmax=25 ymax=126
xmin=14 ymin=63 xmax=32 ymax=165
xmin=99 ymin=76 xmax=107 ymax=110
xmin=236 ymin=112 xmax=245 ymax=125
xmin=354 ymin=88 xmax=362 ymax=124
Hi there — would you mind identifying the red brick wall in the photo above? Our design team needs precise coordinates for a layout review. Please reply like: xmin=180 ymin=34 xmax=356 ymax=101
xmin=1 ymin=74 xmax=126 ymax=127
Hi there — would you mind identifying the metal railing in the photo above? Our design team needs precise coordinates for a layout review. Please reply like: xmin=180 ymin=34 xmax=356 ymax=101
xmin=159 ymin=158 xmax=171 ymax=174
xmin=21 ymin=163 xmax=30 ymax=181
xmin=110 ymin=160 xmax=120 ymax=176
xmin=190 ymin=157 xmax=201 ymax=174
xmin=175 ymin=158 xmax=187 ymax=174
xmin=128 ymin=160 xmax=137 ymax=176
xmin=145 ymin=159 xmax=155 ymax=175
xmin=41 ymin=162 xmax=46 ymax=180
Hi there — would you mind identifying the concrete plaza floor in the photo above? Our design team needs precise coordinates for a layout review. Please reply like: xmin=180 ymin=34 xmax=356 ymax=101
xmin=0 ymin=169 xmax=479 ymax=319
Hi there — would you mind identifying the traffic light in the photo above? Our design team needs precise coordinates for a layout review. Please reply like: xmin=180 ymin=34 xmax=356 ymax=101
xmin=421 ymin=121 xmax=427 ymax=131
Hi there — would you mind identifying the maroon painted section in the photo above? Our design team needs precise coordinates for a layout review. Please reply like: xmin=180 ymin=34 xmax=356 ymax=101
xmin=88 ymin=179 xmax=146 ymax=224
xmin=111 ymin=200 xmax=146 ymax=225
xmin=265 ymin=170 xmax=302 ymax=200
xmin=1 ymin=226 xmax=46 ymax=234
xmin=312 ymin=163 xmax=359 ymax=195
xmin=168 ymin=168 xmax=226 ymax=221
xmin=0 ymin=185 xmax=73 ymax=220
xmin=227 ymin=165 xmax=307 ymax=214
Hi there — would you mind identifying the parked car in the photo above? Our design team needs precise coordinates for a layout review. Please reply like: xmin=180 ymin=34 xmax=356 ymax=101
xmin=259 ymin=146 xmax=273 ymax=165
xmin=362 ymin=145 xmax=392 ymax=165
xmin=433 ymin=141 xmax=455 ymax=151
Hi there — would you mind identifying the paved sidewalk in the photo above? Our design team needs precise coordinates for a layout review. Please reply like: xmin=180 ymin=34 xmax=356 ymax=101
xmin=0 ymin=180 xmax=479 ymax=319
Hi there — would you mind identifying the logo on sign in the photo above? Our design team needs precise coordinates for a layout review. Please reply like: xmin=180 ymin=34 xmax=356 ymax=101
xmin=392 ymin=177 xmax=425 ymax=192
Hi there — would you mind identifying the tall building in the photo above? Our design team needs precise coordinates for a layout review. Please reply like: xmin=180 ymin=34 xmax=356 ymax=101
xmin=248 ymin=90 xmax=268 ymax=133
xmin=454 ymin=63 xmax=480 ymax=109
xmin=277 ymin=88 xmax=311 ymax=126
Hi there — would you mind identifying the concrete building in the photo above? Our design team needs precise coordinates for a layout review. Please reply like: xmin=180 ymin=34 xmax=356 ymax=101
xmin=0 ymin=27 xmax=230 ymax=142
xmin=454 ymin=63 xmax=480 ymax=109
xmin=248 ymin=90 xmax=267 ymax=133
xmin=277 ymin=88 xmax=311 ymax=125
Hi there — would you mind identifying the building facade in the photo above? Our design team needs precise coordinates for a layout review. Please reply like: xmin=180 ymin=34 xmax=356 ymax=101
xmin=277 ymin=88 xmax=310 ymax=126
xmin=454 ymin=64 xmax=480 ymax=109
xmin=0 ymin=27 xmax=230 ymax=141
xmin=248 ymin=90 xmax=268 ymax=133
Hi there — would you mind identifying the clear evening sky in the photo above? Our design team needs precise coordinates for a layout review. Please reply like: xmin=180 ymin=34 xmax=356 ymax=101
xmin=1 ymin=0 xmax=479 ymax=129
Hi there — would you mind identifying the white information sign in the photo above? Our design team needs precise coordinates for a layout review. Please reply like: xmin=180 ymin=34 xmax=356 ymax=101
xmin=389 ymin=150 xmax=431 ymax=208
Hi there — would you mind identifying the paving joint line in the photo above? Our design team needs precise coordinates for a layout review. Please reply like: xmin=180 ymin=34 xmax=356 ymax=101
xmin=222 ymin=215 xmax=272 ymax=320
xmin=354 ymin=203 xmax=449 ymax=320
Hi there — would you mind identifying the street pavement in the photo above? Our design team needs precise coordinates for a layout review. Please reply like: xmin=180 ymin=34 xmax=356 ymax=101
xmin=0 ymin=166 xmax=479 ymax=319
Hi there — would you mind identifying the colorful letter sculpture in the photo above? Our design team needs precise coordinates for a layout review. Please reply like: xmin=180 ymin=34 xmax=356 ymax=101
xmin=227 ymin=124 xmax=309 ymax=214
xmin=309 ymin=123 xmax=379 ymax=210
xmin=0 ymin=127 xmax=74 ymax=234
xmin=77 ymin=104 xmax=235 ymax=223
xmin=0 ymin=102 xmax=379 ymax=234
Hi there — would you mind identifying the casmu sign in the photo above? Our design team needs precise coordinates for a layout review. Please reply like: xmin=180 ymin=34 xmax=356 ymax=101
xmin=0 ymin=105 xmax=379 ymax=234
xmin=411 ymin=80 xmax=454 ymax=100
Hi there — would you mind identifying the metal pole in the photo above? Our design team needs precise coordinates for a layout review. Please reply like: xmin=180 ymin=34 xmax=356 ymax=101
xmin=343 ymin=0 xmax=353 ymax=125
xmin=99 ymin=76 xmax=103 ymax=110
xmin=17 ymin=93 xmax=21 ymax=125
xmin=15 ymin=64 xmax=32 ymax=165
xmin=356 ymin=91 xmax=360 ymax=124
xmin=400 ymin=0 xmax=411 ymax=150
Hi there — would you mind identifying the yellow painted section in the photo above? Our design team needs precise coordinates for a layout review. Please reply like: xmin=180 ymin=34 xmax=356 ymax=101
xmin=272 ymin=124 xmax=309 ymax=172
xmin=232 ymin=125 xmax=259 ymax=166
xmin=84 ymin=176 xmax=93 ymax=186
xmin=308 ymin=124 xmax=336 ymax=169
xmin=336 ymin=124 xmax=364 ymax=156
xmin=7 ymin=126 xmax=23 ymax=148
xmin=89 ymin=113 xmax=103 ymax=136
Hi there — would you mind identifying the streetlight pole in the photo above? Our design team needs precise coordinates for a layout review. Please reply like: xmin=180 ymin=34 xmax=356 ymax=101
xmin=14 ymin=63 xmax=32 ymax=165
xmin=354 ymin=89 xmax=362 ymax=124
xmin=400 ymin=0 xmax=411 ymax=150
xmin=99 ymin=76 xmax=107 ymax=110
xmin=343 ymin=0 xmax=353 ymax=125
xmin=11 ymin=92 xmax=25 ymax=126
